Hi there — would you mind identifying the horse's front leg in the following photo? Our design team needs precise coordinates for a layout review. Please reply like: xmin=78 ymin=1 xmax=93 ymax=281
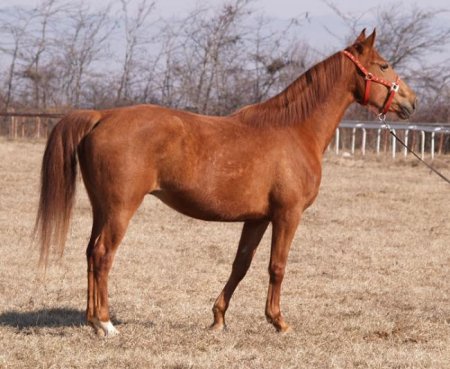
xmin=265 ymin=208 xmax=301 ymax=332
xmin=211 ymin=220 xmax=269 ymax=330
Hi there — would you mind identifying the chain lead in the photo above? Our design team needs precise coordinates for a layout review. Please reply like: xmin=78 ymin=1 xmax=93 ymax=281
xmin=378 ymin=115 xmax=450 ymax=185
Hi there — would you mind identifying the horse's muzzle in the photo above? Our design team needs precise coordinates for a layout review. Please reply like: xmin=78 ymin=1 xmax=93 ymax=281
xmin=398 ymin=98 xmax=416 ymax=119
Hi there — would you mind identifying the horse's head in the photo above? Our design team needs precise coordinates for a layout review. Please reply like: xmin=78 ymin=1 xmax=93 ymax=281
xmin=344 ymin=29 xmax=417 ymax=119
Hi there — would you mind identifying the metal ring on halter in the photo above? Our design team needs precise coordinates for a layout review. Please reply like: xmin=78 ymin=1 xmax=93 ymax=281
xmin=390 ymin=83 xmax=399 ymax=92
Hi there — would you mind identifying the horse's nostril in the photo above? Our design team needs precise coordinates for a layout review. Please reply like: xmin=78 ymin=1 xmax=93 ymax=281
xmin=412 ymin=98 xmax=418 ymax=111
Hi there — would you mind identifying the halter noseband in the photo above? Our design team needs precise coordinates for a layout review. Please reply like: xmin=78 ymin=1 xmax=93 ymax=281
xmin=342 ymin=50 xmax=400 ymax=115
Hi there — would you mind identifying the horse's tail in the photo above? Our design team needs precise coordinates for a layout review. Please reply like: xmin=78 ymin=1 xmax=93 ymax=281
xmin=35 ymin=110 xmax=102 ymax=269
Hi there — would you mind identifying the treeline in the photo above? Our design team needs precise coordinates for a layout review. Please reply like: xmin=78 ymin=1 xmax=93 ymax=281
xmin=0 ymin=0 xmax=449 ymax=122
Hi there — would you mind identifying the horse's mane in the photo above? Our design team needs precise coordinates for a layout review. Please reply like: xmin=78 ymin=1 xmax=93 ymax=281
xmin=233 ymin=51 xmax=346 ymax=127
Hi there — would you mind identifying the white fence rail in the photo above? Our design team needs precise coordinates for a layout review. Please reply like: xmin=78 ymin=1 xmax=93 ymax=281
xmin=1 ymin=114 xmax=450 ymax=158
xmin=334 ymin=121 xmax=450 ymax=158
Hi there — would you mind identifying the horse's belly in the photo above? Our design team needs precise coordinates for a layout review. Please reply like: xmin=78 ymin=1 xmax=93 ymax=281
xmin=151 ymin=189 xmax=269 ymax=222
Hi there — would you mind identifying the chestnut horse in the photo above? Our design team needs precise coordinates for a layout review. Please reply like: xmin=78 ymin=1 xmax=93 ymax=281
xmin=35 ymin=30 xmax=416 ymax=336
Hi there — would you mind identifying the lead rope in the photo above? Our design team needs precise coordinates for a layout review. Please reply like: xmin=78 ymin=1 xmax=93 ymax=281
xmin=378 ymin=114 xmax=450 ymax=185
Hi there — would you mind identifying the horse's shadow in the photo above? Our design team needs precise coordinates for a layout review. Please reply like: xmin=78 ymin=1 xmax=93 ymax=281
xmin=0 ymin=308 xmax=85 ymax=330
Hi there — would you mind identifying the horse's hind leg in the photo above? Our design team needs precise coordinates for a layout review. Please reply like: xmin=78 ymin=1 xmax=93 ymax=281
xmin=86 ymin=214 xmax=102 ymax=330
xmin=87 ymin=204 xmax=142 ymax=336
xmin=211 ymin=220 xmax=269 ymax=330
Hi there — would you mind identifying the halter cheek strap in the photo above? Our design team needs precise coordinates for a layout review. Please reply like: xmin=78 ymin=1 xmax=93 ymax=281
xmin=342 ymin=50 xmax=400 ymax=115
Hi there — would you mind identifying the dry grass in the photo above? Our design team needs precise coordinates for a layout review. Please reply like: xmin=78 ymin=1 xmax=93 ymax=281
xmin=0 ymin=138 xmax=449 ymax=369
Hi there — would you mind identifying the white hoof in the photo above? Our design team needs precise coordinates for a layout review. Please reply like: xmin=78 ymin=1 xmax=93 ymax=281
xmin=93 ymin=319 xmax=119 ymax=337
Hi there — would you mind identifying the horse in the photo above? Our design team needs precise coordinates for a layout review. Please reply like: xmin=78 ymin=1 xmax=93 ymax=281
xmin=35 ymin=29 xmax=417 ymax=336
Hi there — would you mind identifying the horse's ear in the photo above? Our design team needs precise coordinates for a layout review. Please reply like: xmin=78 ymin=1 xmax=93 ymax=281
xmin=355 ymin=28 xmax=366 ymax=43
xmin=363 ymin=29 xmax=376 ymax=49
xmin=352 ymin=28 xmax=367 ymax=54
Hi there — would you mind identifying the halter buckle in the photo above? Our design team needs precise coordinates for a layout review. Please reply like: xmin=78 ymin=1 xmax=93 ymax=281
xmin=377 ymin=113 xmax=386 ymax=122
xmin=365 ymin=73 xmax=373 ymax=80
xmin=390 ymin=83 xmax=399 ymax=92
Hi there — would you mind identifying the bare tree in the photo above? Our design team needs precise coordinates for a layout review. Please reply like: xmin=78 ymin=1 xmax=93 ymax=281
xmin=133 ymin=0 xmax=311 ymax=114
xmin=115 ymin=0 xmax=156 ymax=104
xmin=246 ymin=14 xmax=311 ymax=104
xmin=21 ymin=0 xmax=66 ymax=109
xmin=159 ymin=0 xmax=256 ymax=114
xmin=383 ymin=7 xmax=449 ymax=67
xmin=0 ymin=0 xmax=313 ymax=113
xmin=323 ymin=2 xmax=450 ymax=68
xmin=143 ymin=20 xmax=183 ymax=107
xmin=0 ymin=6 xmax=34 ymax=110
xmin=57 ymin=3 xmax=114 ymax=107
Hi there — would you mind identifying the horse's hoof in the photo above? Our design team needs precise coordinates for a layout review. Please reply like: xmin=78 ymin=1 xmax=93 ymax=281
xmin=209 ymin=322 xmax=227 ymax=332
xmin=278 ymin=324 xmax=292 ymax=334
xmin=92 ymin=319 xmax=119 ymax=337
xmin=266 ymin=315 xmax=292 ymax=333
xmin=95 ymin=327 xmax=106 ymax=337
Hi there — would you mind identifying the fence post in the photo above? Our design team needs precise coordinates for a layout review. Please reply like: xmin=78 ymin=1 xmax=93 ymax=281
xmin=9 ymin=116 xmax=13 ymax=139
xmin=10 ymin=116 xmax=18 ymax=139
xmin=438 ymin=132 xmax=444 ymax=155
xmin=361 ymin=128 xmax=366 ymax=156
xmin=431 ymin=131 xmax=436 ymax=160
xmin=420 ymin=131 xmax=425 ymax=159
xmin=404 ymin=130 xmax=409 ymax=157
xmin=335 ymin=128 xmax=340 ymax=154
xmin=376 ymin=128 xmax=381 ymax=155
xmin=36 ymin=117 xmax=41 ymax=139
xmin=391 ymin=129 xmax=396 ymax=159
xmin=351 ymin=127 xmax=356 ymax=155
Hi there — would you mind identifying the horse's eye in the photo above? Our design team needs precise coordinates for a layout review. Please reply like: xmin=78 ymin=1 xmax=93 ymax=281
xmin=380 ymin=63 xmax=389 ymax=71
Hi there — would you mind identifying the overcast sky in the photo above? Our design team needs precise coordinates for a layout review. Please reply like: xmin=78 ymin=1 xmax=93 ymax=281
xmin=1 ymin=0 xmax=449 ymax=58
xmin=3 ymin=0 xmax=449 ymax=19
xmin=154 ymin=0 xmax=449 ymax=18
xmin=161 ymin=0 xmax=450 ymax=59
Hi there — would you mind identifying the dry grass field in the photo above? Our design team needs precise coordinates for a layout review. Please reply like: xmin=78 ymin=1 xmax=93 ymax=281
xmin=0 ymin=138 xmax=449 ymax=369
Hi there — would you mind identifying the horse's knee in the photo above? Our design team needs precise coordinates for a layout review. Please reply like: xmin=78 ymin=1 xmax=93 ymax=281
xmin=92 ymin=240 xmax=106 ymax=258
xmin=89 ymin=239 xmax=111 ymax=274
xmin=268 ymin=262 xmax=285 ymax=284
xmin=86 ymin=238 xmax=97 ymax=259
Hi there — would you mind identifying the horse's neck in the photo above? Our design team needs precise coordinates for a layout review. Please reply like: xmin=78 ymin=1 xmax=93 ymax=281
xmin=236 ymin=53 xmax=355 ymax=154
xmin=300 ymin=82 xmax=354 ymax=154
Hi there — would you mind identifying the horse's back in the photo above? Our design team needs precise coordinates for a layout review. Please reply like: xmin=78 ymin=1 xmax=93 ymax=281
xmin=76 ymin=105 xmax=279 ymax=220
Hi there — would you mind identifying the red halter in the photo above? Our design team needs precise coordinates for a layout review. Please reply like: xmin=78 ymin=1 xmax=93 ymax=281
xmin=342 ymin=50 xmax=400 ymax=115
